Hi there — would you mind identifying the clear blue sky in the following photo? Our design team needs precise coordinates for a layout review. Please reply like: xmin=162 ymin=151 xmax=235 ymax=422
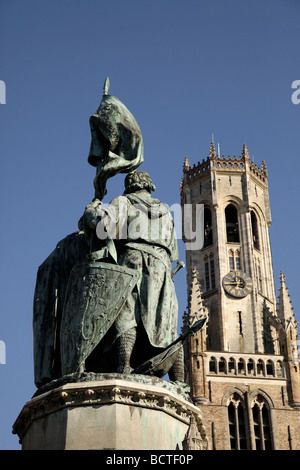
xmin=0 ymin=0 xmax=299 ymax=449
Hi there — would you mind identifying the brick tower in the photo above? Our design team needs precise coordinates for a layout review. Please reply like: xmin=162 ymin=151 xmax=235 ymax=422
xmin=181 ymin=143 xmax=300 ymax=450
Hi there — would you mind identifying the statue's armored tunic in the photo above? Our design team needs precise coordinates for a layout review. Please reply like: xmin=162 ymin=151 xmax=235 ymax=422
xmin=104 ymin=189 xmax=179 ymax=354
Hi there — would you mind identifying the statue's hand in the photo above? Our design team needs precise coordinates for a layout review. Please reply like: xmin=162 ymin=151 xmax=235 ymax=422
xmin=82 ymin=199 xmax=102 ymax=231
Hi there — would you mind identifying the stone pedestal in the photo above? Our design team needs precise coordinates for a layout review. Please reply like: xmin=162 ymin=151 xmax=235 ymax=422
xmin=13 ymin=374 xmax=208 ymax=450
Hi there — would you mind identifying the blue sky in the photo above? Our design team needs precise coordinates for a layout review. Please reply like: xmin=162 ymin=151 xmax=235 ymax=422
xmin=0 ymin=0 xmax=299 ymax=449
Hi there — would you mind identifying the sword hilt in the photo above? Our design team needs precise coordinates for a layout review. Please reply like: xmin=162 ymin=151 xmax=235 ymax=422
xmin=171 ymin=261 xmax=185 ymax=279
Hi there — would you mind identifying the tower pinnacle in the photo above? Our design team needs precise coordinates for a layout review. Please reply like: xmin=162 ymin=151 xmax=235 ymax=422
xmin=209 ymin=142 xmax=216 ymax=159
xmin=278 ymin=271 xmax=296 ymax=325
xmin=242 ymin=143 xmax=250 ymax=160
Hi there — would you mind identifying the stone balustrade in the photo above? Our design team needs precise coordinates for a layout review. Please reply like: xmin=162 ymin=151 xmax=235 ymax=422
xmin=206 ymin=351 xmax=286 ymax=379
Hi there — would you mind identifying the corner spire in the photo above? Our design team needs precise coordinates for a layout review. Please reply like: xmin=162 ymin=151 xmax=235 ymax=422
xmin=278 ymin=271 xmax=296 ymax=325
xmin=242 ymin=143 xmax=250 ymax=161
xmin=209 ymin=142 xmax=216 ymax=159
xmin=187 ymin=267 xmax=208 ymax=326
xmin=183 ymin=156 xmax=190 ymax=172
xmin=261 ymin=160 xmax=267 ymax=173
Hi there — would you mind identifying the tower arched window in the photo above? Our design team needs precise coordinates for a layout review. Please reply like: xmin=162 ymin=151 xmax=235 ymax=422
xmin=235 ymin=249 xmax=241 ymax=270
xmin=204 ymin=253 xmax=216 ymax=292
xmin=203 ymin=207 xmax=213 ymax=247
xmin=252 ymin=395 xmax=273 ymax=450
xmin=228 ymin=249 xmax=234 ymax=270
xmin=225 ymin=204 xmax=240 ymax=243
xmin=255 ymin=257 xmax=263 ymax=293
xmin=251 ymin=211 xmax=260 ymax=250
xmin=227 ymin=393 xmax=249 ymax=450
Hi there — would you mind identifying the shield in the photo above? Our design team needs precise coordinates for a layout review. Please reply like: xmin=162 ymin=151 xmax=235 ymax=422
xmin=60 ymin=261 xmax=140 ymax=376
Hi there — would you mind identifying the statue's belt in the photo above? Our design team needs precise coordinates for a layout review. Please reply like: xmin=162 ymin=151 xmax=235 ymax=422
xmin=122 ymin=242 xmax=171 ymax=271
xmin=87 ymin=241 xmax=171 ymax=271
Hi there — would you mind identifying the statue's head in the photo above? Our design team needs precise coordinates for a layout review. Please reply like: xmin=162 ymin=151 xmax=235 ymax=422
xmin=124 ymin=170 xmax=156 ymax=194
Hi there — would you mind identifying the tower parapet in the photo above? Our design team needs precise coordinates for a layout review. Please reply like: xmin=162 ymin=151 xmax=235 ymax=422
xmin=182 ymin=143 xmax=268 ymax=188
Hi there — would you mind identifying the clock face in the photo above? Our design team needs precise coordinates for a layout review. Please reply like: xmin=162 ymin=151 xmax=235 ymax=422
xmin=222 ymin=271 xmax=253 ymax=298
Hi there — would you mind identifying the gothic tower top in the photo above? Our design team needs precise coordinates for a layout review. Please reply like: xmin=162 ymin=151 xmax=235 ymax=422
xmin=182 ymin=142 xmax=268 ymax=191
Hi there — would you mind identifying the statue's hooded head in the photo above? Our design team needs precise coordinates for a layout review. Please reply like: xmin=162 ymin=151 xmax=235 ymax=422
xmin=88 ymin=78 xmax=144 ymax=200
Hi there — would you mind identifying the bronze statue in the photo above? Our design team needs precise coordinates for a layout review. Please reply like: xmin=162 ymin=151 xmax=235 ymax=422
xmin=33 ymin=79 xmax=185 ymax=389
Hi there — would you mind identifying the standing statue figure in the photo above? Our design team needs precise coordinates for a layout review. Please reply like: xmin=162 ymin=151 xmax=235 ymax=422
xmin=76 ymin=170 xmax=184 ymax=380
xmin=33 ymin=79 xmax=184 ymax=388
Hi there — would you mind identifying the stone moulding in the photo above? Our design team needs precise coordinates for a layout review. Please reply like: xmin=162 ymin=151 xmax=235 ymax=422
xmin=13 ymin=378 xmax=208 ymax=448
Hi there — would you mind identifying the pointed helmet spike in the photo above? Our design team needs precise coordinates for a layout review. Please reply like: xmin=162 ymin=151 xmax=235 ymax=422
xmin=103 ymin=76 xmax=110 ymax=95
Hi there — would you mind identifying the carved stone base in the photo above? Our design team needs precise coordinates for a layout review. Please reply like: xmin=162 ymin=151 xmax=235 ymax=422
xmin=13 ymin=376 xmax=208 ymax=450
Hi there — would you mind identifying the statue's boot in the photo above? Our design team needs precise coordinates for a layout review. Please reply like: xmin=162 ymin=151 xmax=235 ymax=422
xmin=116 ymin=327 xmax=137 ymax=374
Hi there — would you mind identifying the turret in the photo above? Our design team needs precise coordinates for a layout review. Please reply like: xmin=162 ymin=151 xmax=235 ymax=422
xmin=277 ymin=272 xmax=300 ymax=408
xmin=183 ymin=267 xmax=209 ymax=405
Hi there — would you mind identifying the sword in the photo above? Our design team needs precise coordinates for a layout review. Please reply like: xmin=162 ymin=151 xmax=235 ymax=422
xmin=132 ymin=317 xmax=207 ymax=376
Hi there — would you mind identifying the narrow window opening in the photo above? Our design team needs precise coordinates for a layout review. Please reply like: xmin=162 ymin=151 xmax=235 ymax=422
xmin=238 ymin=405 xmax=247 ymax=450
xmin=252 ymin=397 xmax=273 ymax=450
xmin=210 ymin=258 xmax=216 ymax=289
xmin=228 ymin=249 xmax=234 ymax=270
xmin=205 ymin=254 xmax=216 ymax=292
xmin=219 ymin=357 xmax=226 ymax=373
xmin=204 ymin=207 xmax=213 ymax=247
xmin=205 ymin=261 xmax=210 ymax=291
xmin=256 ymin=258 xmax=263 ymax=293
xmin=252 ymin=404 xmax=261 ymax=450
xmin=266 ymin=360 xmax=273 ymax=376
xmin=247 ymin=359 xmax=255 ymax=375
xmin=228 ymin=358 xmax=235 ymax=374
xmin=257 ymin=360 xmax=264 ymax=375
xmin=238 ymin=311 xmax=243 ymax=336
xmin=225 ymin=204 xmax=240 ymax=243
xmin=209 ymin=357 xmax=216 ymax=373
xmin=228 ymin=402 xmax=236 ymax=449
xmin=227 ymin=395 xmax=249 ymax=450
xmin=238 ymin=359 xmax=245 ymax=375
xmin=251 ymin=211 xmax=260 ymax=250
xmin=235 ymin=250 xmax=241 ymax=270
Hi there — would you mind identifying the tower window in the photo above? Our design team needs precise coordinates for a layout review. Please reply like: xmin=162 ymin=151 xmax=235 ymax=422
xmin=228 ymin=249 xmax=234 ymax=270
xmin=235 ymin=250 xmax=241 ymax=270
xmin=203 ymin=207 xmax=213 ymax=247
xmin=205 ymin=260 xmax=210 ymax=291
xmin=210 ymin=258 xmax=216 ymax=289
xmin=228 ymin=249 xmax=242 ymax=271
xmin=204 ymin=254 xmax=216 ymax=292
xmin=225 ymin=204 xmax=240 ymax=243
xmin=209 ymin=357 xmax=217 ymax=373
xmin=251 ymin=211 xmax=260 ymax=250
xmin=255 ymin=258 xmax=263 ymax=293
xmin=227 ymin=394 xmax=248 ymax=450
xmin=252 ymin=397 xmax=273 ymax=450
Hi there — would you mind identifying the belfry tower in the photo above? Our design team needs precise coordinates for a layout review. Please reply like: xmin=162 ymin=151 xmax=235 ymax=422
xmin=181 ymin=143 xmax=300 ymax=450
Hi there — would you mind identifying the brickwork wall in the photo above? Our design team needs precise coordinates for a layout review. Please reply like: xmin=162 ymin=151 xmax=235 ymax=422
xmin=198 ymin=380 xmax=300 ymax=450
